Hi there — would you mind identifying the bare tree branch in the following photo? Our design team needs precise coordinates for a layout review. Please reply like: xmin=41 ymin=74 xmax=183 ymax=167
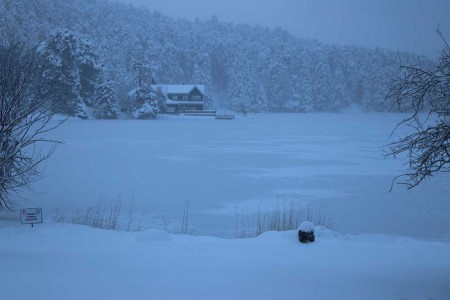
xmin=385 ymin=30 xmax=450 ymax=190
xmin=0 ymin=43 xmax=63 ymax=211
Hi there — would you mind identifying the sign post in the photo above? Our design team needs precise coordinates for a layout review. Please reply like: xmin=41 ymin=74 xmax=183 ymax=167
xmin=20 ymin=208 xmax=43 ymax=227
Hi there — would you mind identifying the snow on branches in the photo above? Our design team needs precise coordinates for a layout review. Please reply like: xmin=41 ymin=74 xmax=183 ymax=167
xmin=385 ymin=29 xmax=450 ymax=189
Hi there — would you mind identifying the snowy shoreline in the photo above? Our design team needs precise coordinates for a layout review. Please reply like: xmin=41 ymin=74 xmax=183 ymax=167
xmin=1 ymin=221 xmax=449 ymax=300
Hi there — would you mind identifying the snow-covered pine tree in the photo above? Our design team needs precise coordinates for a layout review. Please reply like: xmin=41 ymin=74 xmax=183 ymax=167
xmin=228 ymin=59 xmax=254 ymax=113
xmin=294 ymin=52 xmax=314 ymax=113
xmin=127 ymin=57 xmax=159 ymax=119
xmin=251 ymin=84 xmax=269 ymax=112
xmin=328 ymin=64 xmax=351 ymax=111
xmin=264 ymin=48 xmax=291 ymax=111
xmin=311 ymin=52 xmax=333 ymax=111
xmin=128 ymin=88 xmax=159 ymax=119
xmin=157 ymin=42 xmax=182 ymax=84
xmin=94 ymin=77 xmax=119 ymax=119
xmin=38 ymin=29 xmax=102 ymax=118
xmin=39 ymin=30 xmax=78 ymax=115
xmin=227 ymin=48 xmax=271 ymax=113
xmin=76 ymin=37 xmax=103 ymax=107
xmin=192 ymin=63 xmax=214 ymax=109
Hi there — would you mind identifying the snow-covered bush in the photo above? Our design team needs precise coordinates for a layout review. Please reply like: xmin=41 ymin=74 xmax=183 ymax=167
xmin=298 ymin=221 xmax=315 ymax=233
xmin=298 ymin=221 xmax=315 ymax=243
xmin=128 ymin=88 xmax=159 ymax=119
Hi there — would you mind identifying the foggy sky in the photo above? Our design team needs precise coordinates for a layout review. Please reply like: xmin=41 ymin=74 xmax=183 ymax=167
xmin=118 ymin=0 xmax=450 ymax=58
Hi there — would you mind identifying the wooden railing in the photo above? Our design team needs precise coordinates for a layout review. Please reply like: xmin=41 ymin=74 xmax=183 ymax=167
xmin=215 ymin=114 xmax=235 ymax=120
xmin=177 ymin=109 xmax=236 ymax=120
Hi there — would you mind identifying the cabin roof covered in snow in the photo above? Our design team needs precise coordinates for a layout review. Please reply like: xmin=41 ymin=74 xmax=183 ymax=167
xmin=152 ymin=84 xmax=205 ymax=95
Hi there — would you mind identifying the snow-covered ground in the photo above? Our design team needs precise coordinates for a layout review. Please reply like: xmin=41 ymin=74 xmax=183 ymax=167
xmin=1 ymin=221 xmax=449 ymax=300
xmin=3 ymin=113 xmax=450 ymax=239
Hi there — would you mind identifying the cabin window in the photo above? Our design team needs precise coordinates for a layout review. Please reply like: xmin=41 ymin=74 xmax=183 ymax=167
xmin=182 ymin=95 xmax=188 ymax=100
xmin=191 ymin=95 xmax=202 ymax=101
xmin=167 ymin=107 xmax=175 ymax=113
xmin=171 ymin=95 xmax=179 ymax=100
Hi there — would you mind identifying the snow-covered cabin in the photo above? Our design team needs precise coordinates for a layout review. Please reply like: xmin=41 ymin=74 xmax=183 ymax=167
xmin=152 ymin=84 xmax=205 ymax=113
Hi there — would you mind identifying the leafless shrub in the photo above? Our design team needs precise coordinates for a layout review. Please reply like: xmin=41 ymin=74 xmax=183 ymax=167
xmin=52 ymin=209 xmax=66 ymax=223
xmin=135 ymin=209 xmax=147 ymax=232
xmin=234 ymin=200 xmax=332 ymax=239
xmin=180 ymin=201 xmax=190 ymax=234
xmin=305 ymin=202 xmax=334 ymax=229
xmin=161 ymin=215 xmax=170 ymax=231
xmin=126 ymin=194 xmax=134 ymax=232
xmin=62 ymin=195 xmax=123 ymax=230
xmin=0 ymin=43 xmax=62 ymax=211
xmin=53 ymin=194 xmax=156 ymax=232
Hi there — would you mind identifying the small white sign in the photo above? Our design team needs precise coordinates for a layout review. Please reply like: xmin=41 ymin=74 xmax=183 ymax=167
xmin=20 ymin=208 xmax=43 ymax=225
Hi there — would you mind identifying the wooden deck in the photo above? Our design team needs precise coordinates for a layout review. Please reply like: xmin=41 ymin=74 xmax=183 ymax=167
xmin=169 ymin=109 xmax=235 ymax=120
xmin=215 ymin=114 xmax=235 ymax=120
xmin=182 ymin=109 xmax=216 ymax=117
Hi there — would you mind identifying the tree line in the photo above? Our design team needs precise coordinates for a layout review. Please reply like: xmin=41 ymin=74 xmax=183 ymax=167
xmin=0 ymin=0 xmax=426 ymax=118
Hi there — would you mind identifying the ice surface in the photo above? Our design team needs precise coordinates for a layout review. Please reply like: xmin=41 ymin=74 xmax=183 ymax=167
xmin=9 ymin=113 xmax=450 ymax=240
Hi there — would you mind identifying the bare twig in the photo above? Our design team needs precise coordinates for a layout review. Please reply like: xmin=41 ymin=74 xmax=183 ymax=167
xmin=385 ymin=30 xmax=450 ymax=189
xmin=0 ymin=43 xmax=62 ymax=211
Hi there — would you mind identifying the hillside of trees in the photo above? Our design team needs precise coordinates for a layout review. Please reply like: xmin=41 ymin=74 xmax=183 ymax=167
xmin=0 ymin=0 xmax=425 ymax=118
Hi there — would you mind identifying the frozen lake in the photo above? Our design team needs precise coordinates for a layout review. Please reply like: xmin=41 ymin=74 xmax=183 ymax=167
xmin=13 ymin=113 xmax=450 ymax=240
